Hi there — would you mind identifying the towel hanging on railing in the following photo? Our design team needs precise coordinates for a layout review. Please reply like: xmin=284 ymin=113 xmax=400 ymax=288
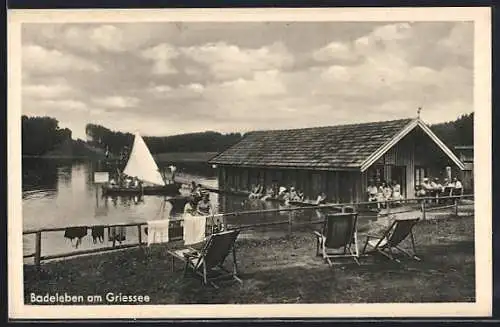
xmin=91 ymin=226 xmax=105 ymax=244
xmin=64 ymin=226 xmax=88 ymax=248
xmin=147 ymin=219 xmax=170 ymax=246
xmin=108 ymin=226 xmax=126 ymax=244
xmin=183 ymin=215 xmax=206 ymax=245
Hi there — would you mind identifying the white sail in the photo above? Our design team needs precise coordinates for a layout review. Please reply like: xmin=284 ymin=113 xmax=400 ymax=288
xmin=123 ymin=132 xmax=165 ymax=186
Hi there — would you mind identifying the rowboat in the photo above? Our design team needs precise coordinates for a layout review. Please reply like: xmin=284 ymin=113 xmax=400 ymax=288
xmin=101 ymin=132 xmax=181 ymax=196
xmin=102 ymin=183 xmax=181 ymax=196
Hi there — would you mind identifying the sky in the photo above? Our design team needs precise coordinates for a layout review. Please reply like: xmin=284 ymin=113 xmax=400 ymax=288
xmin=21 ymin=21 xmax=474 ymax=140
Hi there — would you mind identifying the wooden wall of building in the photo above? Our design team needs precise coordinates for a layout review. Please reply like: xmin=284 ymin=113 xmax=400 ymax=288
xmin=365 ymin=132 xmax=415 ymax=199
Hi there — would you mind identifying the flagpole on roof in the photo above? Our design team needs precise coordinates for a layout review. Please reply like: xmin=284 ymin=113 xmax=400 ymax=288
xmin=417 ymin=106 xmax=422 ymax=119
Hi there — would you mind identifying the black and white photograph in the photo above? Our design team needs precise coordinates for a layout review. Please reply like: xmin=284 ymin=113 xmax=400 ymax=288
xmin=8 ymin=8 xmax=492 ymax=319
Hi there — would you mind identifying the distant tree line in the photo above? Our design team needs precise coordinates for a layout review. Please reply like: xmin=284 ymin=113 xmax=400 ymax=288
xmin=84 ymin=123 xmax=243 ymax=155
xmin=22 ymin=115 xmax=72 ymax=156
xmin=22 ymin=113 xmax=473 ymax=157
xmin=430 ymin=112 xmax=474 ymax=149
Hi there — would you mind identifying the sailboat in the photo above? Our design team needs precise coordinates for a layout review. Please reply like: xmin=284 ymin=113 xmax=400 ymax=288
xmin=101 ymin=132 xmax=182 ymax=196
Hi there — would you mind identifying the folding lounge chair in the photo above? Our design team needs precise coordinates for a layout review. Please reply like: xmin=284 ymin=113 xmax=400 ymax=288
xmin=313 ymin=212 xmax=360 ymax=266
xmin=168 ymin=229 xmax=242 ymax=288
xmin=362 ymin=217 xmax=420 ymax=263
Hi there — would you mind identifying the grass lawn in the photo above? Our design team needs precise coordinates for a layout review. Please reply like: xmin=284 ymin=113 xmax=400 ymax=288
xmin=24 ymin=215 xmax=475 ymax=304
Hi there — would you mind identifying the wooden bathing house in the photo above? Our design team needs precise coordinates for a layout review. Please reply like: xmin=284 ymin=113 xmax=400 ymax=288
xmin=208 ymin=118 xmax=465 ymax=204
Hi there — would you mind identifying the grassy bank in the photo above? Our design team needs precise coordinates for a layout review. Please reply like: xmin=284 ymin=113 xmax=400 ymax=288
xmin=24 ymin=215 xmax=475 ymax=304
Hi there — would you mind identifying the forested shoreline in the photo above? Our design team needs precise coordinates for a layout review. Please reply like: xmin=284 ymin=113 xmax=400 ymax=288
xmin=22 ymin=113 xmax=474 ymax=159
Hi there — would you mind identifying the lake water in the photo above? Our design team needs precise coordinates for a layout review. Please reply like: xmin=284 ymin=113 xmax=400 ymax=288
xmin=22 ymin=158 xmax=330 ymax=262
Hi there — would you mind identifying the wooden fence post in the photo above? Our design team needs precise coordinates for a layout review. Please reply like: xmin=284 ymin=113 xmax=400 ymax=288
xmin=137 ymin=225 xmax=142 ymax=245
xmin=455 ymin=197 xmax=459 ymax=216
xmin=288 ymin=211 xmax=292 ymax=235
xmin=421 ymin=200 xmax=426 ymax=221
xmin=35 ymin=231 xmax=42 ymax=270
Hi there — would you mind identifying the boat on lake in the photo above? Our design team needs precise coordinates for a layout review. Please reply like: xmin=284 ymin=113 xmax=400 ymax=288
xmin=102 ymin=132 xmax=182 ymax=196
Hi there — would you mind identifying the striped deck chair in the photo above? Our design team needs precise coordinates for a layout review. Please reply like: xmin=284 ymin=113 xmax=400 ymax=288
xmin=313 ymin=213 xmax=360 ymax=266
xmin=362 ymin=217 xmax=420 ymax=263
xmin=168 ymin=229 xmax=242 ymax=288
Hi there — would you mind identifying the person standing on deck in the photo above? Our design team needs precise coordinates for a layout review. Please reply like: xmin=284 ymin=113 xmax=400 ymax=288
xmin=168 ymin=165 xmax=177 ymax=183
xmin=184 ymin=197 xmax=198 ymax=216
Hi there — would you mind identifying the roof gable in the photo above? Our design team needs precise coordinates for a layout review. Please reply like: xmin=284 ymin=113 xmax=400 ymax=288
xmin=359 ymin=119 xmax=465 ymax=171
xmin=209 ymin=118 xmax=415 ymax=169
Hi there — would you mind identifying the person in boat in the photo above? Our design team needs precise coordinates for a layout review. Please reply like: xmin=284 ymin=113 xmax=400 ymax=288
xmin=297 ymin=190 xmax=305 ymax=201
xmin=315 ymin=192 xmax=327 ymax=205
xmin=279 ymin=188 xmax=289 ymax=201
xmin=260 ymin=186 xmax=276 ymax=201
xmin=197 ymin=193 xmax=212 ymax=216
xmin=278 ymin=186 xmax=287 ymax=197
xmin=249 ymin=184 xmax=263 ymax=200
xmin=109 ymin=177 xmax=117 ymax=188
xmin=289 ymin=187 xmax=299 ymax=201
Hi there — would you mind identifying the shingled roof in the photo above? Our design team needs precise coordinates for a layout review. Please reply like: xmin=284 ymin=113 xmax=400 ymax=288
xmin=209 ymin=118 xmax=416 ymax=170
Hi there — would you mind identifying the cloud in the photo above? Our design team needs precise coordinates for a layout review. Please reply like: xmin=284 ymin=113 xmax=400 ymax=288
xmin=180 ymin=41 xmax=294 ymax=80
xmin=22 ymin=44 xmax=101 ymax=74
xmin=140 ymin=43 xmax=179 ymax=75
xmin=20 ymin=22 xmax=473 ymax=138
xmin=24 ymin=24 xmax=170 ymax=54
xmin=23 ymin=81 xmax=75 ymax=99
xmin=312 ymin=42 xmax=357 ymax=63
xmin=37 ymin=99 xmax=89 ymax=112
xmin=437 ymin=22 xmax=474 ymax=60
xmin=92 ymin=96 xmax=140 ymax=108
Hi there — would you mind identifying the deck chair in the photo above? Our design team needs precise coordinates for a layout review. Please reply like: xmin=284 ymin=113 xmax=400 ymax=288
xmin=313 ymin=212 xmax=360 ymax=266
xmin=362 ymin=217 xmax=420 ymax=263
xmin=168 ymin=229 xmax=242 ymax=288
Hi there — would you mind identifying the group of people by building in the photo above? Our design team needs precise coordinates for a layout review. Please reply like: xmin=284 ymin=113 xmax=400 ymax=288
xmin=415 ymin=177 xmax=463 ymax=202
xmin=366 ymin=176 xmax=464 ymax=208
xmin=366 ymin=180 xmax=404 ymax=209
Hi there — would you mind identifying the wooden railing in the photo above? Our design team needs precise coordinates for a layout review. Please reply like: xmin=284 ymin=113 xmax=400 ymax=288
xmin=23 ymin=194 xmax=474 ymax=269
